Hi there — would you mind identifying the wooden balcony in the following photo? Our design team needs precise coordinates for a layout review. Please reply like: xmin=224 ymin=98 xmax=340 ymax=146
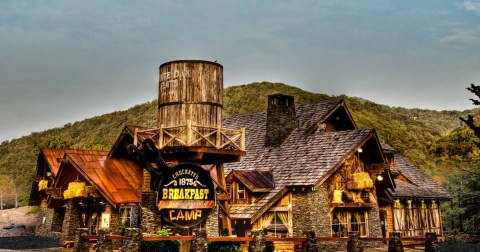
xmin=132 ymin=121 xmax=245 ymax=164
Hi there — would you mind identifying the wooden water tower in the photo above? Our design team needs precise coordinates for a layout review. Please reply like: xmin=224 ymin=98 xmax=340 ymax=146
xmin=155 ymin=60 xmax=245 ymax=164
xmin=156 ymin=60 xmax=243 ymax=235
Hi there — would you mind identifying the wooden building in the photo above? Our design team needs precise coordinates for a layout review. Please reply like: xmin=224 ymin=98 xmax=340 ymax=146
xmin=220 ymin=94 xmax=451 ymax=250
xmin=28 ymin=91 xmax=451 ymax=250
xmin=380 ymin=145 xmax=451 ymax=238
xmin=30 ymin=148 xmax=143 ymax=243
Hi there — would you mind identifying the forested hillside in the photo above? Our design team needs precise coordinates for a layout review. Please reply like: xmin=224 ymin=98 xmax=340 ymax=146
xmin=0 ymin=82 xmax=476 ymax=211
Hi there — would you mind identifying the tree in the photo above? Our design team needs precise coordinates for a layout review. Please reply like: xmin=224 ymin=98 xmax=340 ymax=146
xmin=460 ymin=84 xmax=480 ymax=148
xmin=0 ymin=175 xmax=16 ymax=209
xmin=443 ymin=84 xmax=480 ymax=235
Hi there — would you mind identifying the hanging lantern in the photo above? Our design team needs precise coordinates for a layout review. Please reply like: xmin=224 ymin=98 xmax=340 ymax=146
xmin=38 ymin=179 xmax=49 ymax=191
xmin=63 ymin=181 xmax=87 ymax=199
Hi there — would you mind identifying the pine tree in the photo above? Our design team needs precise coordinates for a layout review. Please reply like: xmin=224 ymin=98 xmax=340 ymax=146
xmin=460 ymin=84 xmax=480 ymax=147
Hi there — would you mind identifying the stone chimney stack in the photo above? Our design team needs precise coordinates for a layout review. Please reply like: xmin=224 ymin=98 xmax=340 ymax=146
xmin=265 ymin=94 xmax=297 ymax=147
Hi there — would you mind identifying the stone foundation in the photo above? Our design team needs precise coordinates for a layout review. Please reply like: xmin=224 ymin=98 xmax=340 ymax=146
xmin=141 ymin=192 xmax=162 ymax=234
xmin=205 ymin=208 xmax=219 ymax=237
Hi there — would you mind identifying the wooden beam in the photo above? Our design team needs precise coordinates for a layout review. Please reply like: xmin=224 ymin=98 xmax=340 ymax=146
xmin=216 ymin=163 xmax=232 ymax=236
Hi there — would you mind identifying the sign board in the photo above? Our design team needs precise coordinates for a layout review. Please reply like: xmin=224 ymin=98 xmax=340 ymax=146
xmin=100 ymin=213 xmax=111 ymax=229
xmin=157 ymin=163 xmax=215 ymax=227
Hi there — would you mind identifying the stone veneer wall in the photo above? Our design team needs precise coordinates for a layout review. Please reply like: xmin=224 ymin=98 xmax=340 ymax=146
xmin=292 ymin=184 xmax=384 ymax=250
xmin=61 ymin=199 xmax=81 ymax=242
xmin=34 ymin=207 xmax=54 ymax=237
xmin=365 ymin=206 xmax=383 ymax=248
xmin=205 ymin=208 xmax=219 ymax=237
xmin=141 ymin=192 xmax=162 ymax=234
xmin=292 ymin=184 xmax=331 ymax=237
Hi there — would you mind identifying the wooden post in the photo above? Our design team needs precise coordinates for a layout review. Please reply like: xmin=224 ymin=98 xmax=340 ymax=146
xmin=241 ymin=128 xmax=246 ymax=151
xmin=187 ymin=120 xmax=192 ymax=146
xmin=158 ymin=124 xmax=164 ymax=149
xmin=133 ymin=128 xmax=138 ymax=147
xmin=216 ymin=124 xmax=221 ymax=149
xmin=216 ymin=163 xmax=232 ymax=236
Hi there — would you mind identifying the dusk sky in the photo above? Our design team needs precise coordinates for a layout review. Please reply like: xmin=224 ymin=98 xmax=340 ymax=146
xmin=1 ymin=0 xmax=480 ymax=142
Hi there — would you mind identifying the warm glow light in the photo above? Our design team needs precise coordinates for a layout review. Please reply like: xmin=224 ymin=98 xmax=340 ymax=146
xmin=377 ymin=174 xmax=384 ymax=181
xmin=358 ymin=148 xmax=363 ymax=153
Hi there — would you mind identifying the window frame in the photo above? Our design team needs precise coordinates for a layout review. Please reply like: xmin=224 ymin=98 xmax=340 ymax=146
xmin=120 ymin=206 xmax=133 ymax=229
xmin=237 ymin=183 xmax=246 ymax=200
xmin=331 ymin=209 xmax=368 ymax=237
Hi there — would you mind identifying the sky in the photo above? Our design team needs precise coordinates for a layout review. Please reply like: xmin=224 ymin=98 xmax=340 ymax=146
xmin=1 ymin=0 xmax=480 ymax=142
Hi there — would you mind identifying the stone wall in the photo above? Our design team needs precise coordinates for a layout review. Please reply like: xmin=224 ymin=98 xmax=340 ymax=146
xmin=292 ymin=185 xmax=331 ymax=237
xmin=292 ymin=184 xmax=389 ymax=251
xmin=141 ymin=192 xmax=162 ymax=234
xmin=34 ymin=207 xmax=54 ymax=237
xmin=365 ymin=206 xmax=383 ymax=248
xmin=61 ymin=199 xmax=81 ymax=242
xmin=205 ymin=208 xmax=219 ymax=237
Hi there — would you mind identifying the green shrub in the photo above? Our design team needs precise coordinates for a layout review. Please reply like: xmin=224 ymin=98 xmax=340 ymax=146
xmin=207 ymin=241 xmax=242 ymax=252
xmin=140 ymin=240 xmax=180 ymax=252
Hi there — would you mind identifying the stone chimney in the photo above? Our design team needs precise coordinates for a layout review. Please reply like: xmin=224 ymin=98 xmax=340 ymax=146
xmin=265 ymin=94 xmax=297 ymax=147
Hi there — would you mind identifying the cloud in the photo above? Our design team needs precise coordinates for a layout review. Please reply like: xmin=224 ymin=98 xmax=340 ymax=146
xmin=461 ymin=1 xmax=480 ymax=15
xmin=440 ymin=31 xmax=479 ymax=46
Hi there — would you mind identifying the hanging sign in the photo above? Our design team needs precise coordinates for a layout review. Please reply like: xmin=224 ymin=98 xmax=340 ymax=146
xmin=157 ymin=163 xmax=215 ymax=227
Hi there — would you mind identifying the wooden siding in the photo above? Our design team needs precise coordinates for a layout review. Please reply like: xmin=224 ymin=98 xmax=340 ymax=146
xmin=158 ymin=60 xmax=223 ymax=147
xmin=385 ymin=204 xmax=394 ymax=235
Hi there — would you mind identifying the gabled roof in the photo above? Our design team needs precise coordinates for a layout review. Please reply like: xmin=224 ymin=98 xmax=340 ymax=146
xmin=227 ymin=170 xmax=275 ymax=192
xmin=389 ymin=154 xmax=451 ymax=200
xmin=223 ymin=104 xmax=383 ymax=188
xmin=223 ymin=98 xmax=385 ymax=220
xmin=109 ymin=125 xmax=157 ymax=158
xmin=301 ymin=99 xmax=357 ymax=132
xmin=54 ymin=152 xmax=143 ymax=207
xmin=229 ymin=187 xmax=289 ymax=221
xmin=39 ymin=148 xmax=109 ymax=176
xmin=30 ymin=149 xmax=110 ymax=206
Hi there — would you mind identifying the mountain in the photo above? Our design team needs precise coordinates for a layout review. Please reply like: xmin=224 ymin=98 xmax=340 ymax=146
xmin=0 ymin=82 xmax=475 ymax=206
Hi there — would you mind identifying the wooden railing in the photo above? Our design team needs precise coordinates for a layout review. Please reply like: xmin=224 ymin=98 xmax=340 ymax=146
xmin=80 ymin=233 xmax=436 ymax=252
xmin=81 ymin=235 xmax=431 ymax=243
xmin=133 ymin=121 xmax=245 ymax=152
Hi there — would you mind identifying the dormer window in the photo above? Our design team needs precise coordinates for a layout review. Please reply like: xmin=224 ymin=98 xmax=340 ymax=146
xmin=237 ymin=183 xmax=246 ymax=201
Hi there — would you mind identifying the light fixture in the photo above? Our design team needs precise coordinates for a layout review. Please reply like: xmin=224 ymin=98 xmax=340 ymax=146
xmin=46 ymin=172 xmax=52 ymax=178
xmin=376 ymin=174 xmax=384 ymax=182
xmin=358 ymin=148 xmax=363 ymax=153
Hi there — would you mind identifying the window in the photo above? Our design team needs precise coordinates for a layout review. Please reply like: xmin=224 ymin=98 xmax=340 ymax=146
xmin=332 ymin=210 xmax=367 ymax=237
xmin=264 ymin=212 xmax=289 ymax=238
xmin=120 ymin=207 xmax=133 ymax=228
xmin=89 ymin=213 xmax=99 ymax=235
xmin=237 ymin=183 xmax=245 ymax=200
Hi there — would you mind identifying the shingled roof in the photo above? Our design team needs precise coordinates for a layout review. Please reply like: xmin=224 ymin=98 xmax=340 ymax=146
xmin=227 ymin=170 xmax=275 ymax=192
xmin=223 ymin=98 xmax=384 ymax=219
xmin=229 ymin=187 xmax=289 ymax=221
xmin=389 ymin=154 xmax=451 ymax=200
xmin=224 ymin=98 xmax=382 ymax=187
